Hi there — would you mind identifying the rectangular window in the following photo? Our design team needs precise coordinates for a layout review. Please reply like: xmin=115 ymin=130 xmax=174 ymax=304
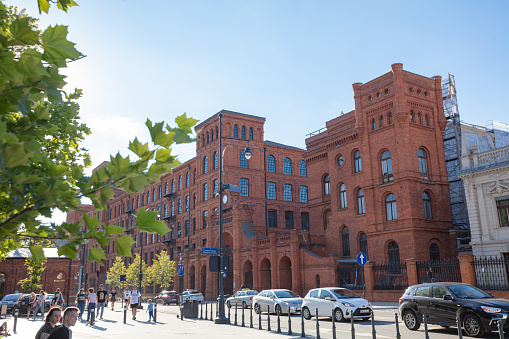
xmin=186 ymin=196 xmax=189 ymax=211
xmin=497 ymin=197 xmax=509 ymax=227
xmin=300 ymin=186 xmax=308 ymax=203
xmin=213 ymin=179 xmax=218 ymax=196
xmin=268 ymin=182 xmax=276 ymax=200
xmin=240 ymin=178 xmax=249 ymax=197
xmin=203 ymin=183 xmax=208 ymax=201
xmin=301 ymin=212 xmax=309 ymax=230
xmin=203 ymin=211 xmax=208 ymax=229
xmin=284 ymin=184 xmax=293 ymax=201
xmin=185 ymin=220 xmax=189 ymax=236
xmin=193 ymin=218 xmax=196 ymax=234
xmin=285 ymin=211 xmax=294 ymax=229
xmin=268 ymin=209 xmax=277 ymax=228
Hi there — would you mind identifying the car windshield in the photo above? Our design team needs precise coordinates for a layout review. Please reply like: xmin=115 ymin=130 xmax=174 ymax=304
xmin=45 ymin=295 xmax=54 ymax=300
xmin=448 ymin=285 xmax=493 ymax=299
xmin=1 ymin=295 xmax=19 ymax=301
xmin=331 ymin=289 xmax=361 ymax=299
xmin=190 ymin=291 xmax=201 ymax=295
xmin=247 ymin=291 xmax=258 ymax=295
xmin=274 ymin=290 xmax=300 ymax=298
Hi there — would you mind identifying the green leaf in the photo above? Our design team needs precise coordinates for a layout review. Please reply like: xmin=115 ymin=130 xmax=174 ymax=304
xmin=88 ymin=247 xmax=106 ymax=264
xmin=57 ymin=0 xmax=79 ymax=12
xmin=136 ymin=209 xmax=170 ymax=235
xmin=116 ymin=175 xmax=151 ymax=194
xmin=146 ymin=163 xmax=168 ymax=182
xmin=41 ymin=25 xmax=83 ymax=67
xmin=11 ymin=17 xmax=40 ymax=45
xmin=3 ymin=143 xmax=31 ymax=167
xmin=128 ymin=137 xmax=150 ymax=158
xmin=17 ymin=50 xmax=48 ymax=78
xmin=29 ymin=245 xmax=45 ymax=264
xmin=175 ymin=113 xmax=199 ymax=134
xmin=146 ymin=119 xmax=174 ymax=147
xmin=57 ymin=243 xmax=77 ymax=259
xmin=83 ymin=215 xmax=99 ymax=233
xmin=38 ymin=0 xmax=51 ymax=14
xmin=105 ymin=224 xmax=125 ymax=235
xmin=115 ymin=235 xmax=135 ymax=257
xmin=46 ymin=85 xmax=62 ymax=103
xmin=62 ymin=222 xmax=81 ymax=235
xmin=155 ymin=148 xmax=174 ymax=163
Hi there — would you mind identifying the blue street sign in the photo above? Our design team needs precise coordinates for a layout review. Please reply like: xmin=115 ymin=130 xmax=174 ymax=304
xmin=202 ymin=247 xmax=219 ymax=255
xmin=222 ymin=272 xmax=226 ymax=278
xmin=178 ymin=264 xmax=184 ymax=276
xmin=179 ymin=253 xmax=183 ymax=265
xmin=357 ymin=252 xmax=367 ymax=265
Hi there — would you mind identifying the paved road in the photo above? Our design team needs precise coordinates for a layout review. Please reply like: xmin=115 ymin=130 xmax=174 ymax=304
xmin=2 ymin=302 xmax=504 ymax=338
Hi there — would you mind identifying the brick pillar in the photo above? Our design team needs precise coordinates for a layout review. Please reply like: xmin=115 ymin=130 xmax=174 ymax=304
xmin=458 ymin=255 xmax=476 ymax=285
xmin=364 ymin=261 xmax=375 ymax=301
xmin=405 ymin=259 xmax=419 ymax=286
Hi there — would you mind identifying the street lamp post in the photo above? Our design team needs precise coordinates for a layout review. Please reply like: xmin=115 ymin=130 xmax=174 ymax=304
xmin=215 ymin=112 xmax=252 ymax=324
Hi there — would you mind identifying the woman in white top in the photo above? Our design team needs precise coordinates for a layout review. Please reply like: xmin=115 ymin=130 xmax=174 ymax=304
xmin=33 ymin=290 xmax=46 ymax=320
xmin=86 ymin=287 xmax=97 ymax=325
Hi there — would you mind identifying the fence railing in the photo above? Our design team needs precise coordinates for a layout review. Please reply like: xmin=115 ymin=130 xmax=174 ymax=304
xmin=417 ymin=258 xmax=462 ymax=284
xmin=373 ymin=262 xmax=408 ymax=290
xmin=473 ymin=256 xmax=509 ymax=290
xmin=337 ymin=263 xmax=364 ymax=290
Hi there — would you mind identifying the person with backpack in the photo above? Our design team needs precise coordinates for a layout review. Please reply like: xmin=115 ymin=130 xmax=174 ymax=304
xmin=75 ymin=288 xmax=86 ymax=321
xmin=50 ymin=289 xmax=64 ymax=307
xmin=128 ymin=286 xmax=141 ymax=320
xmin=86 ymin=288 xmax=97 ymax=326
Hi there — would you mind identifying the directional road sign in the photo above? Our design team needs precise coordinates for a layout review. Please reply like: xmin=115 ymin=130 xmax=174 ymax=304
xmin=357 ymin=252 xmax=367 ymax=265
xmin=202 ymin=247 xmax=219 ymax=255
xmin=178 ymin=253 xmax=183 ymax=276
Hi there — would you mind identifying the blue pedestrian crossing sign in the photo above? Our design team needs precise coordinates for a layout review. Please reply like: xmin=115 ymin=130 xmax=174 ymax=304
xmin=357 ymin=252 xmax=367 ymax=265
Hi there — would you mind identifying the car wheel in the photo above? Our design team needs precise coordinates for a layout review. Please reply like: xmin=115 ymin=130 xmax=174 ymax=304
xmin=334 ymin=308 xmax=344 ymax=322
xmin=254 ymin=303 xmax=260 ymax=314
xmin=403 ymin=310 xmax=420 ymax=331
xmin=242 ymin=301 xmax=247 ymax=309
xmin=275 ymin=304 xmax=282 ymax=316
xmin=463 ymin=314 xmax=485 ymax=338
xmin=226 ymin=301 xmax=231 ymax=309
xmin=302 ymin=307 xmax=312 ymax=320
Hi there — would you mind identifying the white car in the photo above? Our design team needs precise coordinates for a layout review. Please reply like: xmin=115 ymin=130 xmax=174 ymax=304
xmin=253 ymin=289 xmax=303 ymax=315
xmin=302 ymin=287 xmax=372 ymax=321
xmin=226 ymin=290 xmax=259 ymax=309
xmin=180 ymin=290 xmax=204 ymax=303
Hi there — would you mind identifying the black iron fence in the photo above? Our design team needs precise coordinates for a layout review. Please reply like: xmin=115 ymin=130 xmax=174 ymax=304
xmin=337 ymin=263 xmax=364 ymax=290
xmin=373 ymin=262 xmax=408 ymax=290
xmin=417 ymin=258 xmax=462 ymax=284
xmin=473 ymin=256 xmax=509 ymax=290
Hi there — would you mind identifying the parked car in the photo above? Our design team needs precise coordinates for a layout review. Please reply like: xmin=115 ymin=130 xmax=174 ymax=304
xmin=44 ymin=294 xmax=55 ymax=311
xmin=154 ymin=291 xmax=178 ymax=305
xmin=399 ymin=282 xmax=509 ymax=337
xmin=302 ymin=287 xmax=372 ymax=321
xmin=226 ymin=289 xmax=259 ymax=309
xmin=180 ymin=290 xmax=204 ymax=303
xmin=253 ymin=289 xmax=302 ymax=315
xmin=0 ymin=293 xmax=23 ymax=314
xmin=13 ymin=294 xmax=32 ymax=315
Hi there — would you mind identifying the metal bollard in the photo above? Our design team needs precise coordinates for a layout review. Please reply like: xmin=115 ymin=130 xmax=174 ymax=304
xmin=228 ymin=303 xmax=231 ymax=324
xmin=258 ymin=305 xmax=262 ymax=330
xmin=205 ymin=301 xmax=208 ymax=320
xmin=180 ymin=303 xmax=183 ymax=321
xmin=423 ymin=314 xmax=430 ymax=339
xmin=288 ymin=305 xmax=292 ymax=336
xmin=395 ymin=313 xmax=401 ymax=339
xmin=250 ymin=304 xmax=253 ymax=328
xmin=498 ymin=319 xmax=505 ymax=339
xmin=267 ymin=305 xmax=271 ymax=331
xmin=123 ymin=305 xmax=127 ymax=324
xmin=457 ymin=316 xmax=463 ymax=339
xmin=242 ymin=303 xmax=245 ymax=327
xmin=301 ymin=308 xmax=305 ymax=338
xmin=332 ymin=309 xmax=336 ymax=339
xmin=211 ymin=302 xmax=214 ymax=322
xmin=351 ymin=311 xmax=355 ymax=339
xmin=234 ymin=303 xmax=238 ymax=326
xmin=277 ymin=307 xmax=281 ymax=333
xmin=371 ymin=311 xmax=376 ymax=339
xmin=13 ymin=308 xmax=18 ymax=333
xmin=91 ymin=306 xmax=95 ymax=325
xmin=154 ymin=303 xmax=157 ymax=323
xmin=315 ymin=308 xmax=320 ymax=339
xmin=200 ymin=301 xmax=203 ymax=319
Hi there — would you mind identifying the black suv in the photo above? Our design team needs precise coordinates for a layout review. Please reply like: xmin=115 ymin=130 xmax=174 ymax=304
xmin=154 ymin=291 xmax=178 ymax=305
xmin=399 ymin=283 xmax=509 ymax=337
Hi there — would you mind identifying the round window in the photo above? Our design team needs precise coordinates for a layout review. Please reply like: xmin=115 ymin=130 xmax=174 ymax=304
xmin=384 ymin=88 xmax=389 ymax=95
xmin=337 ymin=156 xmax=344 ymax=166
xmin=368 ymin=96 xmax=372 ymax=102
xmin=408 ymin=87 xmax=413 ymax=93
xmin=416 ymin=89 xmax=421 ymax=95
xmin=376 ymin=92 xmax=381 ymax=98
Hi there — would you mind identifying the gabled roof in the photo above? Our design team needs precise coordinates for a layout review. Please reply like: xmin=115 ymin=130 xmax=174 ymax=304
xmin=7 ymin=247 xmax=64 ymax=259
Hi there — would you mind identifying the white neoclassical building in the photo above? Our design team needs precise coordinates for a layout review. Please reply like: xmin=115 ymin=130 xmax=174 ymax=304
xmin=458 ymin=122 xmax=509 ymax=258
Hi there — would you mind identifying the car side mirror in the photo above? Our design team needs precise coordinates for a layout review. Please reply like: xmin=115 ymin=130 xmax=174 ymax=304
xmin=325 ymin=296 xmax=331 ymax=301
xmin=443 ymin=294 xmax=453 ymax=301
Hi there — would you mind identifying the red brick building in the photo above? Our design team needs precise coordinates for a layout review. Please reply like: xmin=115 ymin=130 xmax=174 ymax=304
xmin=68 ymin=64 xmax=458 ymax=299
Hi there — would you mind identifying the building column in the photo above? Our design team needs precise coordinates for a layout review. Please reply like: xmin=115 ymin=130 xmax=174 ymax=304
xmin=364 ymin=261 xmax=375 ymax=301
xmin=458 ymin=255 xmax=476 ymax=285
xmin=405 ymin=259 xmax=419 ymax=286
xmin=270 ymin=233 xmax=277 ymax=288
xmin=290 ymin=233 xmax=301 ymax=295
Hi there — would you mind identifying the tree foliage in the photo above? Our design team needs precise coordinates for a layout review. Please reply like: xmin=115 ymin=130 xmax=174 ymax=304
xmin=126 ymin=253 xmax=148 ymax=288
xmin=106 ymin=256 xmax=126 ymax=289
xmin=0 ymin=2 xmax=198 ymax=264
xmin=17 ymin=255 xmax=46 ymax=292
xmin=146 ymin=250 xmax=176 ymax=290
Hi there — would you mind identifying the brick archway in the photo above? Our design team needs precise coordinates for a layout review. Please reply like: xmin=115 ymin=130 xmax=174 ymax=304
xmin=279 ymin=256 xmax=292 ymax=290
xmin=260 ymin=258 xmax=271 ymax=290
xmin=200 ymin=265 xmax=207 ymax=298
xmin=242 ymin=260 xmax=253 ymax=289
xmin=189 ymin=265 xmax=196 ymax=290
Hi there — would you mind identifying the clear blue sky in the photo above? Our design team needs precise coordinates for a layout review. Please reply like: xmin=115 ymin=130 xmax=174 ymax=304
xmin=9 ymin=0 xmax=509 ymax=221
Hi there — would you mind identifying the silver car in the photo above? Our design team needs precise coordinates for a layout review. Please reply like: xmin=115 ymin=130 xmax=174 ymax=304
xmin=253 ymin=289 xmax=303 ymax=315
xmin=180 ymin=290 xmax=204 ymax=303
xmin=302 ymin=287 xmax=372 ymax=321
xmin=226 ymin=290 xmax=259 ymax=309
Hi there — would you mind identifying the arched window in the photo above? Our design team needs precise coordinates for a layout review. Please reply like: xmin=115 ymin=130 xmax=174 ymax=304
xmin=354 ymin=150 xmax=362 ymax=173
xmin=179 ymin=176 xmax=182 ymax=190
xmin=234 ymin=125 xmax=238 ymax=138
xmin=283 ymin=158 xmax=292 ymax=175
xmin=203 ymin=211 xmax=208 ymax=229
xmin=153 ymin=188 xmax=156 ymax=201
xmin=418 ymin=148 xmax=428 ymax=179
xmin=178 ymin=199 xmax=182 ymax=214
xmin=241 ymin=126 xmax=246 ymax=139
xmin=388 ymin=241 xmax=400 ymax=273
xmin=418 ymin=113 xmax=422 ymax=125
xmin=203 ymin=183 xmax=208 ymax=201
xmin=203 ymin=156 xmax=208 ymax=174
xmin=323 ymin=174 xmax=330 ymax=195
xmin=425 ymin=115 xmax=429 ymax=126
xmin=249 ymin=127 xmax=253 ymax=140
xmin=210 ymin=129 xmax=213 ymax=142
xmin=357 ymin=188 xmax=365 ymax=215
xmin=194 ymin=169 xmax=196 ymax=184
xmin=299 ymin=160 xmax=307 ymax=177
xmin=324 ymin=209 xmax=331 ymax=230
xmin=342 ymin=226 xmax=350 ymax=257
xmin=164 ymin=183 xmax=168 ymax=194
xmin=430 ymin=243 xmax=440 ymax=261
xmin=164 ymin=204 xmax=168 ymax=217
xmin=410 ymin=111 xmax=415 ymax=123
xmin=213 ymin=152 xmax=218 ymax=169
xmin=380 ymin=116 xmax=384 ymax=128
xmin=372 ymin=118 xmax=376 ymax=130
xmin=381 ymin=150 xmax=393 ymax=183
xmin=359 ymin=233 xmax=368 ymax=258
xmin=386 ymin=194 xmax=397 ymax=221
xmin=339 ymin=184 xmax=347 ymax=209
xmin=136 ymin=197 xmax=139 ymax=208
xmin=159 ymin=186 xmax=161 ymax=199
xmin=171 ymin=179 xmax=175 ymax=192
xmin=299 ymin=186 xmax=308 ymax=203
xmin=206 ymin=131 xmax=209 ymax=144
xmin=239 ymin=151 xmax=248 ymax=168
xmin=186 ymin=172 xmax=190 ymax=187
xmin=267 ymin=155 xmax=276 ymax=173
xmin=423 ymin=192 xmax=433 ymax=220
xmin=171 ymin=201 xmax=175 ymax=215
xmin=147 ymin=191 xmax=150 ymax=204
xmin=202 ymin=135 xmax=205 ymax=147
xmin=388 ymin=112 xmax=393 ymax=125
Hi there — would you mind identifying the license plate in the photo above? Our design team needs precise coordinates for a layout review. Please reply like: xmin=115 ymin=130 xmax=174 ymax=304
xmin=360 ymin=309 xmax=370 ymax=313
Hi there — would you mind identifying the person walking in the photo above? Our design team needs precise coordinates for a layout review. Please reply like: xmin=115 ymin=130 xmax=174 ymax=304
xmin=46 ymin=307 xmax=78 ymax=339
xmin=123 ymin=287 xmax=130 ymax=308
xmin=110 ymin=288 xmax=117 ymax=311
xmin=27 ymin=292 xmax=36 ymax=320
xmin=50 ymin=290 xmax=64 ymax=307
xmin=146 ymin=299 xmax=154 ymax=322
xmin=128 ymin=286 xmax=141 ymax=320
xmin=75 ymin=289 xmax=86 ymax=321
xmin=96 ymin=284 xmax=107 ymax=320
xmin=33 ymin=290 xmax=46 ymax=320
xmin=35 ymin=306 xmax=61 ymax=339
xmin=86 ymin=288 xmax=97 ymax=326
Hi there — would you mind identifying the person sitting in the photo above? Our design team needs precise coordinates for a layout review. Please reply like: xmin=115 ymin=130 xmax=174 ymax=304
xmin=0 ymin=321 xmax=10 ymax=336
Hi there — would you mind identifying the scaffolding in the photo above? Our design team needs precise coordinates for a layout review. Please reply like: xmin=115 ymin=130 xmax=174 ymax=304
xmin=442 ymin=74 xmax=470 ymax=230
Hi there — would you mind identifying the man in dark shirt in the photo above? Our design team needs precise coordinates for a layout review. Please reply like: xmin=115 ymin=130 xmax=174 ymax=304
xmin=35 ymin=307 xmax=61 ymax=339
xmin=96 ymin=284 xmax=108 ymax=319
xmin=47 ymin=307 xmax=78 ymax=339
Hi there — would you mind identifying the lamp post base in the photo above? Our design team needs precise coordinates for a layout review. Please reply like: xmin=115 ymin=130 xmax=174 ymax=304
xmin=214 ymin=316 xmax=228 ymax=324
